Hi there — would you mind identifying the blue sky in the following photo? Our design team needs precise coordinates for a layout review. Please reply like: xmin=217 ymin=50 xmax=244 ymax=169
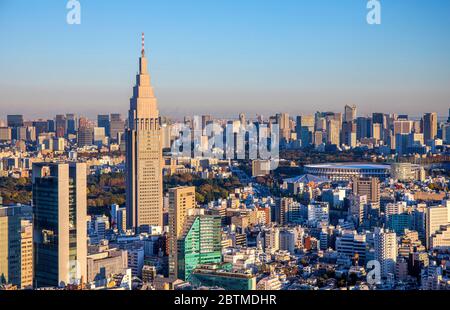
xmin=0 ymin=0 xmax=449 ymax=120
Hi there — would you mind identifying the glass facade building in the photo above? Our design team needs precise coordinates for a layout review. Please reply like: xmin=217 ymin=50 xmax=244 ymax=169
xmin=177 ymin=215 xmax=222 ymax=282
xmin=33 ymin=163 xmax=87 ymax=288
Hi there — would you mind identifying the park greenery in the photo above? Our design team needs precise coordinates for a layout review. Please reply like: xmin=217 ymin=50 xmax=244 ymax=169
xmin=0 ymin=177 xmax=32 ymax=205
xmin=164 ymin=173 xmax=242 ymax=204
xmin=0 ymin=172 xmax=243 ymax=213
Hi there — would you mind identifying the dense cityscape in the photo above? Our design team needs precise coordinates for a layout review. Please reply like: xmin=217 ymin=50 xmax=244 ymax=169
xmin=0 ymin=34 xmax=449 ymax=291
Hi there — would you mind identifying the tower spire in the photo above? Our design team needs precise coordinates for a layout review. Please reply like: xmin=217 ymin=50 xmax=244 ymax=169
xmin=141 ymin=32 xmax=145 ymax=57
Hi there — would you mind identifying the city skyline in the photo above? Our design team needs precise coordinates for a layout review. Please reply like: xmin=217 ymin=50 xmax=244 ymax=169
xmin=1 ymin=0 xmax=450 ymax=118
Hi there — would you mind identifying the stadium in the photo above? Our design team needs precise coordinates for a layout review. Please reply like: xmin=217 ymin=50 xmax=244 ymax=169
xmin=304 ymin=163 xmax=391 ymax=181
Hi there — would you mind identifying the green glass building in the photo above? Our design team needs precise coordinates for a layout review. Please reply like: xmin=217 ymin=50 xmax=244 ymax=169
xmin=177 ymin=215 xmax=222 ymax=282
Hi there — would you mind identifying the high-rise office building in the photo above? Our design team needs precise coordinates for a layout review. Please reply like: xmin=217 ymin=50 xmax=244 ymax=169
xmin=296 ymin=115 xmax=315 ymax=147
xmin=393 ymin=120 xmax=413 ymax=135
xmin=55 ymin=114 xmax=66 ymax=138
xmin=177 ymin=212 xmax=222 ymax=281
xmin=372 ymin=113 xmax=385 ymax=126
xmin=47 ymin=119 xmax=55 ymax=133
xmin=7 ymin=115 xmax=24 ymax=128
xmin=110 ymin=113 xmax=125 ymax=142
xmin=315 ymin=116 xmax=326 ymax=132
xmin=352 ymin=177 xmax=380 ymax=208
xmin=444 ymin=123 xmax=450 ymax=144
xmin=168 ymin=186 xmax=196 ymax=279
xmin=77 ymin=117 xmax=94 ymax=147
xmin=0 ymin=127 xmax=12 ymax=142
xmin=66 ymin=114 xmax=77 ymax=135
xmin=342 ymin=121 xmax=356 ymax=147
xmin=19 ymin=220 xmax=33 ymax=288
xmin=356 ymin=117 xmax=371 ymax=140
xmin=77 ymin=126 xmax=93 ymax=147
xmin=93 ymin=127 xmax=106 ymax=146
xmin=425 ymin=205 xmax=449 ymax=250
xmin=344 ymin=105 xmax=357 ymax=123
xmin=372 ymin=123 xmax=382 ymax=140
xmin=33 ymin=120 xmax=49 ymax=136
xmin=97 ymin=115 xmax=110 ymax=137
xmin=277 ymin=113 xmax=291 ymax=141
xmin=423 ymin=112 xmax=438 ymax=143
xmin=326 ymin=119 xmax=340 ymax=146
xmin=126 ymin=33 xmax=163 ymax=231
xmin=0 ymin=205 xmax=33 ymax=289
xmin=395 ymin=133 xmax=410 ymax=156
xmin=32 ymin=162 xmax=87 ymax=288
xmin=7 ymin=115 xmax=24 ymax=140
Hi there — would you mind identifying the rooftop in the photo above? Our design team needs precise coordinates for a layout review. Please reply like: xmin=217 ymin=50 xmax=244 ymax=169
xmin=305 ymin=163 xmax=391 ymax=169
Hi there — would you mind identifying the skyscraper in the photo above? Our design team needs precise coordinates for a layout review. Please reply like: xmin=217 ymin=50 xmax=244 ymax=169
xmin=177 ymin=212 xmax=222 ymax=281
xmin=7 ymin=115 xmax=24 ymax=140
xmin=168 ymin=186 xmax=196 ymax=279
xmin=423 ymin=112 xmax=437 ymax=143
xmin=126 ymin=33 xmax=163 ymax=232
xmin=0 ymin=205 xmax=33 ymax=289
xmin=33 ymin=120 xmax=49 ymax=136
xmin=372 ymin=113 xmax=384 ymax=126
xmin=7 ymin=115 xmax=24 ymax=128
xmin=326 ymin=119 xmax=340 ymax=146
xmin=277 ymin=113 xmax=291 ymax=141
xmin=66 ymin=114 xmax=77 ymax=135
xmin=93 ymin=127 xmax=106 ymax=146
xmin=97 ymin=115 xmax=110 ymax=137
xmin=344 ymin=105 xmax=357 ymax=123
xmin=47 ymin=119 xmax=55 ymax=133
xmin=356 ymin=117 xmax=371 ymax=140
xmin=342 ymin=120 xmax=357 ymax=147
xmin=55 ymin=114 xmax=66 ymax=138
xmin=32 ymin=162 xmax=87 ymax=288
xmin=77 ymin=118 xmax=93 ymax=148
xmin=110 ymin=113 xmax=125 ymax=142
xmin=296 ymin=115 xmax=315 ymax=147
xmin=0 ymin=127 xmax=12 ymax=142
xmin=393 ymin=120 xmax=413 ymax=135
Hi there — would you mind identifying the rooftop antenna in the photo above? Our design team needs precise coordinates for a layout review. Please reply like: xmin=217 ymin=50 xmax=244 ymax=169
xmin=141 ymin=32 xmax=145 ymax=56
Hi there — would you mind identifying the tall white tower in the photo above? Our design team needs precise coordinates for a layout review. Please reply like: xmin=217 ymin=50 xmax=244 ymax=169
xmin=374 ymin=228 xmax=397 ymax=278
xmin=126 ymin=33 xmax=163 ymax=232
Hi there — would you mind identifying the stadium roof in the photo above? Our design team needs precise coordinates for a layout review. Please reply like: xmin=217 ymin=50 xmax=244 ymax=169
xmin=305 ymin=163 xmax=391 ymax=169
xmin=284 ymin=174 xmax=329 ymax=184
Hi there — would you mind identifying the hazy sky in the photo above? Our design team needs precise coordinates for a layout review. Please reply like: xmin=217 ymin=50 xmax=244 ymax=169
xmin=0 ymin=0 xmax=449 ymax=120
